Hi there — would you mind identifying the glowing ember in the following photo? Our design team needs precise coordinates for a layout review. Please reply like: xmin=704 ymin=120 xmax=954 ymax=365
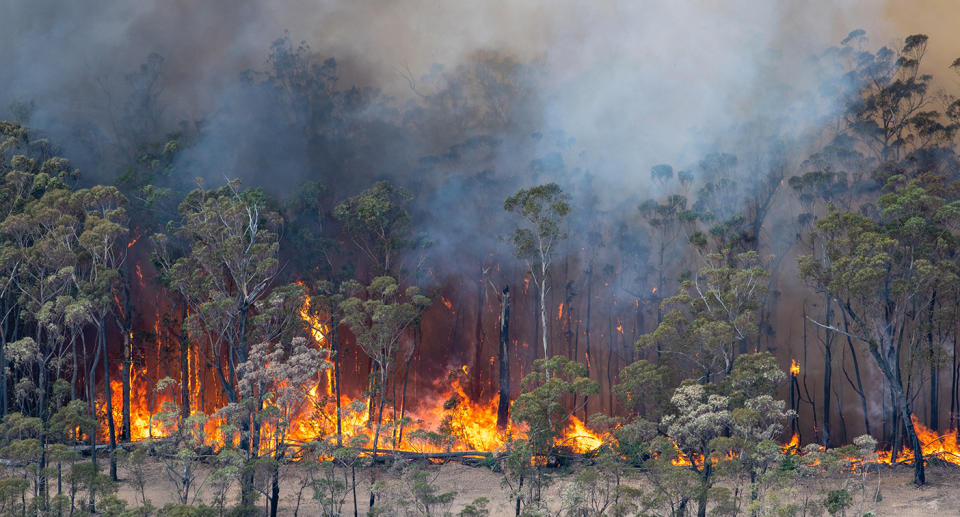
xmin=790 ymin=359 xmax=800 ymax=377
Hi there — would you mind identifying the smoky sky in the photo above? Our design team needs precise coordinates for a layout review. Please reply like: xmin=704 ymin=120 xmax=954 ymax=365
xmin=2 ymin=0 xmax=956 ymax=196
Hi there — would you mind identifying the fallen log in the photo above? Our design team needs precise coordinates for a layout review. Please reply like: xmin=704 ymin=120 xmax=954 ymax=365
xmin=356 ymin=448 xmax=494 ymax=461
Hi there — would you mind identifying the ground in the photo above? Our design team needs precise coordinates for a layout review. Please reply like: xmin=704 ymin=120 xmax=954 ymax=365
xmin=112 ymin=459 xmax=960 ymax=516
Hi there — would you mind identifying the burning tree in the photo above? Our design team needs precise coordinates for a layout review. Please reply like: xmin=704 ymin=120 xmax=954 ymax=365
xmin=338 ymin=275 xmax=429 ymax=508
xmin=152 ymin=179 xmax=283 ymax=507
xmin=800 ymin=207 xmax=943 ymax=486
xmin=339 ymin=276 xmax=430 ymax=458
xmin=235 ymin=334 xmax=325 ymax=517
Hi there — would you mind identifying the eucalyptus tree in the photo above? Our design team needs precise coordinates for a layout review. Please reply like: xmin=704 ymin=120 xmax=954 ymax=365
xmin=0 ymin=123 xmax=79 ymax=419
xmin=237 ymin=281 xmax=323 ymax=517
xmin=69 ymin=186 xmax=129 ymax=481
xmin=153 ymin=179 xmax=282 ymax=508
xmin=338 ymin=275 xmax=429 ymax=509
xmin=153 ymin=180 xmax=281 ymax=406
xmin=333 ymin=180 xmax=413 ymax=276
xmin=844 ymin=34 xmax=949 ymax=162
xmin=638 ymin=249 xmax=769 ymax=383
xmin=799 ymin=186 xmax=955 ymax=485
xmin=504 ymin=183 xmax=570 ymax=370
xmin=2 ymin=184 xmax=83 ymax=507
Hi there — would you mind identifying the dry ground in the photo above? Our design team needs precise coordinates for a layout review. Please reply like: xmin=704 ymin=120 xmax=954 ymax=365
xmin=113 ymin=459 xmax=960 ymax=516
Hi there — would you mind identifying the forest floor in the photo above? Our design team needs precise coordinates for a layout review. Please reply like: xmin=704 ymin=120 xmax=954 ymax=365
xmin=113 ymin=459 xmax=960 ymax=516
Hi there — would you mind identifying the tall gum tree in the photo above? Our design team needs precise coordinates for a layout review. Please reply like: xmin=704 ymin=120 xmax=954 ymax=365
xmin=152 ymin=179 xmax=281 ymax=508
xmin=504 ymin=183 xmax=570 ymax=374
xmin=799 ymin=199 xmax=952 ymax=485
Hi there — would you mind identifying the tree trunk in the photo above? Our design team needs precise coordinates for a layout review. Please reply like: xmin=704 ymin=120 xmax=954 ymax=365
xmin=951 ymin=330 xmax=958 ymax=434
xmin=821 ymin=296 xmax=833 ymax=448
xmin=869 ymin=340 xmax=925 ymax=485
xmin=84 ymin=329 xmax=99 ymax=512
xmin=120 ymin=278 xmax=133 ymax=442
xmin=898 ymin=388 xmax=926 ymax=485
xmin=37 ymin=328 xmax=48 ymax=510
xmin=269 ymin=462 xmax=280 ymax=517
xmin=333 ymin=323 xmax=343 ymax=447
xmin=100 ymin=323 xmax=118 ymax=481
xmin=397 ymin=324 xmax=418 ymax=447
xmin=928 ymin=292 xmax=939 ymax=431
xmin=497 ymin=286 xmax=511 ymax=429
xmin=539 ymin=262 xmax=548 ymax=367
xmin=1 ymin=299 xmax=9 ymax=418
xmin=841 ymin=310 xmax=870 ymax=435
xmin=584 ymin=265 xmax=593 ymax=418
xmin=473 ymin=266 xmax=485 ymax=400
xmin=696 ymin=464 xmax=712 ymax=517
xmin=179 ymin=304 xmax=190 ymax=420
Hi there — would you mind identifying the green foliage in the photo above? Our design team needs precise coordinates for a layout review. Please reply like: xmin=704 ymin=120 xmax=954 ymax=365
xmin=503 ymin=182 xmax=570 ymax=263
xmin=334 ymin=180 xmax=413 ymax=274
xmin=613 ymin=359 xmax=672 ymax=419
xmin=339 ymin=275 xmax=429 ymax=457
xmin=823 ymin=489 xmax=852 ymax=516
xmin=511 ymin=356 xmax=599 ymax=457
xmin=458 ymin=497 xmax=490 ymax=517
xmin=638 ymin=249 xmax=769 ymax=382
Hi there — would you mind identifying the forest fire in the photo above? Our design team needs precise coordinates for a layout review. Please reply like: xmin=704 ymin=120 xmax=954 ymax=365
xmin=875 ymin=418 xmax=960 ymax=467
xmin=98 ymin=293 xmax=605 ymax=458
xmin=11 ymin=1 xmax=960 ymax=513
xmin=91 ymin=283 xmax=960 ymax=475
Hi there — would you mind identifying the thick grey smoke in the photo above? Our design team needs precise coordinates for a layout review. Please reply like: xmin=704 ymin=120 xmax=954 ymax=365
xmin=1 ymin=0 xmax=931 ymax=288
xmin=0 ymin=0 xmax=936 ymax=185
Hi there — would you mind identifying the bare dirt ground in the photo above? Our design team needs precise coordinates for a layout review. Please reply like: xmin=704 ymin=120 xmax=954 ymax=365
xmin=114 ymin=460 xmax=960 ymax=516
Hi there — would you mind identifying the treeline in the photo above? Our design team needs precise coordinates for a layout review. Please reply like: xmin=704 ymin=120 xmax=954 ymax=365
xmin=0 ymin=29 xmax=959 ymax=516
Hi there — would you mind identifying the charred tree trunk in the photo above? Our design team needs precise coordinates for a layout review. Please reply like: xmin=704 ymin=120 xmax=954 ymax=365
xmin=119 ymin=276 xmax=133 ymax=442
xmin=473 ymin=266 xmax=485 ymax=400
xmin=497 ymin=286 xmax=511 ymax=429
xmin=397 ymin=323 xmax=419 ymax=447
xmin=269 ymin=462 xmax=280 ymax=517
xmin=333 ymin=323 xmax=343 ymax=446
xmin=179 ymin=303 xmax=190 ymax=420
xmin=100 ymin=323 xmax=118 ymax=481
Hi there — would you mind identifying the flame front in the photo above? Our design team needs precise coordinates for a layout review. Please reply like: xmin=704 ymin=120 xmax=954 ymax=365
xmin=112 ymin=295 xmax=960 ymax=468
xmin=101 ymin=293 xmax=607 ymax=457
